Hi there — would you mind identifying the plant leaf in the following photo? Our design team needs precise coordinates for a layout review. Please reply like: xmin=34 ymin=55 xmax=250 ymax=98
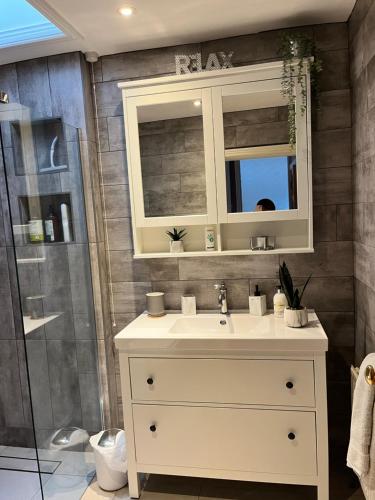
xmin=299 ymin=273 xmax=312 ymax=304
xmin=279 ymin=262 xmax=294 ymax=307
xmin=291 ymin=289 xmax=300 ymax=309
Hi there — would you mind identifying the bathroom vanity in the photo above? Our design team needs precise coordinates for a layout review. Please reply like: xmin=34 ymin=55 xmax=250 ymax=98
xmin=115 ymin=312 xmax=328 ymax=499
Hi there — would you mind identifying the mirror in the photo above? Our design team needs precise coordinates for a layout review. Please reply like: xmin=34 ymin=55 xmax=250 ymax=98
xmin=221 ymin=89 xmax=298 ymax=214
xmin=225 ymin=145 xmax=297 ymax=213
xmin=137 ymin=99 xmax=207 ymax=218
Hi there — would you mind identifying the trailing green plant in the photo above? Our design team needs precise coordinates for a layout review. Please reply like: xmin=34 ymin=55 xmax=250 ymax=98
xmin=279 ymin=32 xmax=323 ymax=146
xmin=279 ymin=261 xmax=311 ymax=310
xmin=166 ymin=227 xmax=187 ymax=241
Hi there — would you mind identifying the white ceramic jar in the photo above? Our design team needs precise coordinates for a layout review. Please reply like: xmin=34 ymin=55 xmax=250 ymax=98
xmin=284 ymin=307 xmax=308 ymax=328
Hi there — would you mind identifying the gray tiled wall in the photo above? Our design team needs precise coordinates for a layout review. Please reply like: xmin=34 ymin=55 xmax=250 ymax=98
xmin=92 ymin=24 xmax=353 ymax=434
xmin=349 ymin=0 xmax=375 ymax=364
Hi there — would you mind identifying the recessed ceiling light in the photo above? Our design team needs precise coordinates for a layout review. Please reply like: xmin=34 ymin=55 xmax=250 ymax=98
xmin=193 ymin=100 xmax=201 ymax=107
xmin=119 ymin=6 xmax=134 ymax=17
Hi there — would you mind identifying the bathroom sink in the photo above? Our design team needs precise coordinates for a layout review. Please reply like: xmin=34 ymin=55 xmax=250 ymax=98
xmin=169 ymin=315 xmax=233 ymax=335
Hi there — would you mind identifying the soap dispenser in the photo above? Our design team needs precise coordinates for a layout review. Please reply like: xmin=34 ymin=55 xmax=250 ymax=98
xmin=249 ymin=284 xmax=267 ymax=316
xmin=273 ymin=285 xmax=288 ymax=318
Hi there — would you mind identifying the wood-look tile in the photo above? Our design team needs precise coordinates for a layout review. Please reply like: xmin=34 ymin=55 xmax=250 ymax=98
xmin=0 ymin=64 xmax=19 ymax=103
xmin=315 ymin=90 xmax=351 ymax=131
xmin=314 ymin=23 xmax=348 ymax=51
xmin=108 ymin=116 xmax=126 ymax=151
xmin=317 ymin=312 xmax=354 ymax=347
xmin=313 ymin=129 xmax=351 ymax=169
xmin=112 ymin=281 xmax=151 ymax=314
xmin=313 ymin=205 xmax=337 ymax=242
xmin=319 ymin=49 xmax=350 ymax=91
xmin=0 ymin=340 xmax=25 ymax=427
xmin=179 ymin=255 xmax=279 ymax=280
xmin=280 ymin=241 xmax=353 ymax=277
xmin=16 ymin=58 xmax=52 ymax=118
xmin=101 ymin=43 xmax=201 ymax=81
xmin=109 ymin=250 xmax=150 ymax=282
xmin=106 ymin=218 xmax=133 ymax=250
xmin=103 ymin=184 xmax=131 ymax=218
xmin=337 ymin=204 xmax=353 ymax=241
xmin=100 ymin=150 xmax=128 ymax=185
xmin=48 ymin=53 xmax=86 ymax=131
xmin=313 ymin=167 xmax=352 ymax=205
xmin=95 ymin=80 xmax=123 ymax=117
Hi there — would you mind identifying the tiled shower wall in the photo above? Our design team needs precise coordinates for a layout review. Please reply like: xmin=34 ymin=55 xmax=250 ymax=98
xmin=93 ymin=23 xmax=353 ymax=444
xmin=349 ymin=0 xmax=375 ymax=363
xmin=0 ymin=52 xmax=115 ymax=446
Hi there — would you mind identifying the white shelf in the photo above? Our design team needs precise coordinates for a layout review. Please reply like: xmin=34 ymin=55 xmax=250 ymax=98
xmin=133 ymin=247 xmax=314 ymax=259
xmin=23 ymin=314 xmax=61 ymax=335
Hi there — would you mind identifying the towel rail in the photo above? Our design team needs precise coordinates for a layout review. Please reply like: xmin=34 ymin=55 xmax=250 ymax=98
xmin=365 ymin=365 xmax=375 ymax=385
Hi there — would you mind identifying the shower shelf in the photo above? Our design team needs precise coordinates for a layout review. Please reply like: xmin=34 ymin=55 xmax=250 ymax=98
xmin=17 ymin=257 xmax=46 ymax=264
xmin=18 ymin=193 xmax=74 ymax=244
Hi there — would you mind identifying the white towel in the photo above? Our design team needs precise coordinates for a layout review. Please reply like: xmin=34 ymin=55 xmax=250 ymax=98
xmin=360 ymin=410 xmax=375 ymax=499
xmin=347 ymin=353 xmax=375 ymax=478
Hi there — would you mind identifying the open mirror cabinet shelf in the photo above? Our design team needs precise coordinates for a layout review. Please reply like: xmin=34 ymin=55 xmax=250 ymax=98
xmin=119 ymin=60 xmax=313 ymax=258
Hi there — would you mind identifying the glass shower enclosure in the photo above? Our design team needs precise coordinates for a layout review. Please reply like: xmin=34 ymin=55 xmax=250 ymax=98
xmin=0 ymin=101 xmax=102 ymax=499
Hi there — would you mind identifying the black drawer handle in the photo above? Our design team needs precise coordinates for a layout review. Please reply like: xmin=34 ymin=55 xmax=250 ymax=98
xmin=286 ymin=381 xmax=294 ymax=389
xmin=288 ymin=432 xmax=296 ymax=440
xmin=147 ymin=377 xmax=154 ymax=385
xmin=150 ymin=424 xmax=156 ymax=432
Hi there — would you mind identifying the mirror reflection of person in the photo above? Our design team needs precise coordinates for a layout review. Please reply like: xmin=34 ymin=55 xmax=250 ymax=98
xmin=255 ymin=198 xmax=276 ymax=211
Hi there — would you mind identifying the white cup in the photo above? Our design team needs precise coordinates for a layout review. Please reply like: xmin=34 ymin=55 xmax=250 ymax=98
xmin=146 ymin=292 xmax=165 ymax=317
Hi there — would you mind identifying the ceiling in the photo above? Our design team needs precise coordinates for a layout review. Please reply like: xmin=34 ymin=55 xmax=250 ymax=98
xmin=1 ymin=0 xmax=356 ymax=65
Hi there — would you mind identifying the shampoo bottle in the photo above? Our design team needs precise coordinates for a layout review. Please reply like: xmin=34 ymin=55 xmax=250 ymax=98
xmin=273 ymin=285 xmax=287 ymax=318
xmin=28 ymin=217 xmax=44 ymax=243
xmin=45 ymin=205 xmax=60 ymax=242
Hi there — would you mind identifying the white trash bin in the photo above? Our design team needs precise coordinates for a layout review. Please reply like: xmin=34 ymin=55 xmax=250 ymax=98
xmin=90 ymin=429 xmax=128 ymax=491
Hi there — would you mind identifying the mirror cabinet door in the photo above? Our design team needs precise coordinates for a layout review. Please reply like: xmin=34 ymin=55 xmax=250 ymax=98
xmin=126 ymin=89 xmax=217 ymax=226
xmin=212 ymin=79 xmax=309 ymax=223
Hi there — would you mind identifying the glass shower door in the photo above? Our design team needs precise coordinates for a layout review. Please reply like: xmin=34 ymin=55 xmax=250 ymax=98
xmin=0 ymin=103 xmax=102 ymax=499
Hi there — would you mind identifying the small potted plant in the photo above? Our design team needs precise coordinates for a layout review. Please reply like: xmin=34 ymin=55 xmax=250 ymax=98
xmin=166 ymin=227 xmax=187 ymax=253
xmin=279 ymin=261 xmax=311 ymax=327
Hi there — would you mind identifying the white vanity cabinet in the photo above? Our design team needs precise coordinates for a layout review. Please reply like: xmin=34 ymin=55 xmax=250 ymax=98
xmin=118 ymin=60 xmax=313 ymax=258
xmin=115 ymin=312 xmax=329 ymax=499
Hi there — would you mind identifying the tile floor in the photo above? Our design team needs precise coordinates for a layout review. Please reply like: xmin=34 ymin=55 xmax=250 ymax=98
xmin=82 ymin=470 xmax=366 ymax=500
xmin=0 ymin=447 xmax=366 ymax=500
xmin=0 ymin=446 xmax=95 ymax=500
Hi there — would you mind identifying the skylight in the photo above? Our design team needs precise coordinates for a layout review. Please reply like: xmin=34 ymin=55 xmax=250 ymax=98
xmin=0 ymin=0 xmax=64 ymax=49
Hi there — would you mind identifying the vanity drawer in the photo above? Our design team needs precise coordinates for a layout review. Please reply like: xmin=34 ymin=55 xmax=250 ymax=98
xmin=133 ymin=404 xmax=317 ymax=476
xmin=129 ymin=358 xmax=315 ymax=407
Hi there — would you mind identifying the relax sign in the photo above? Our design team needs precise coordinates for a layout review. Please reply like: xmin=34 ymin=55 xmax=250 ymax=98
xmin=175 ymin=52 xmax=234 ymax=75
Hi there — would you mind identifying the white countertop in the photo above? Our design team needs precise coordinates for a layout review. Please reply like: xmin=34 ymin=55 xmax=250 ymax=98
xmin=114 ymin=311 xmax=328 ymax=354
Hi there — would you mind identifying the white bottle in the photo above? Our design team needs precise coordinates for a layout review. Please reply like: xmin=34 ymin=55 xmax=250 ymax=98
xmin=273 ymin=286 xmax=287 ymax=318
xmin=60 ymin=203 xmax=72 ymax=242
xmin=205 ymin=226 xmax=215 ymax=251
xmin=181 ymin=295 xmax=197 ymax=315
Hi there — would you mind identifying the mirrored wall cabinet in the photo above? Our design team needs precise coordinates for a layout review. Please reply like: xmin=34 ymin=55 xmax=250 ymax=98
xmin=119 ymin=60 xmax=312 ymax=258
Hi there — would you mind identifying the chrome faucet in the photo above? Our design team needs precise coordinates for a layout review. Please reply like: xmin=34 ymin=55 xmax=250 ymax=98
xmin=214 ymin=282 xmax=228 ymax=315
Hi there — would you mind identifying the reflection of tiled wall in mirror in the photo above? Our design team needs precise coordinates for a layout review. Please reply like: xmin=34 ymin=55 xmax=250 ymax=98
xmin=139 ymin=116 xmax=207 ymax=217
xmin=223 ymin=106 xmax=288 ymax=149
